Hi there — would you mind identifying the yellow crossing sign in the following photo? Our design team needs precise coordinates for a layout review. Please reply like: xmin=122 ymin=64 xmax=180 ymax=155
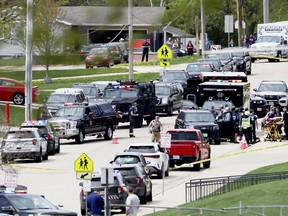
xmin=157 ymin=44 xmax=172 ymax=59
xmin=74 ymin=153 xmax=94 ymax=172
xmin=159 ymin=61 xmax=170 ymax=67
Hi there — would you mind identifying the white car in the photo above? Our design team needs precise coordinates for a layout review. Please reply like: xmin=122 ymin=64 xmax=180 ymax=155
xmin=126 ymin=143 xmax=170 ymax=179
xmin=1 ymin=128 xmax=49 ymax=163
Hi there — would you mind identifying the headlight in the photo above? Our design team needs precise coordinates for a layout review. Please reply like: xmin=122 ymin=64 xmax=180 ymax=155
xmin=162 ymin=98 xmax=169 ymax=104
xmin=213 ymin=125 xmax=219 ymax=130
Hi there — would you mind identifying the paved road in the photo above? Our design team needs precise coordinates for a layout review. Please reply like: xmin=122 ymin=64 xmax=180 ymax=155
xmin=0 ymin=60 xmax=288 ymax=215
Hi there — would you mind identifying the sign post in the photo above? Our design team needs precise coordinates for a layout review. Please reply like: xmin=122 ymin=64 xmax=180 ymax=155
xmin=157 ymin=44 xmax=172 ymax=81
xmin=4 ymin=169 xmax=18 ymax=191
xmin=160 ymin=133 xmax=171 ymax=195
xmin=225 ymin=15 xmax=234 ymax=47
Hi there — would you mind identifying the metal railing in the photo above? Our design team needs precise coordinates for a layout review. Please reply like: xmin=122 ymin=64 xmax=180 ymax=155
xmin=185 ymin=171 xmax=288 ymax=202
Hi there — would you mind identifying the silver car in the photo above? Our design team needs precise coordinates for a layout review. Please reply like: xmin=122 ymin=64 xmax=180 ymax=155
xmin=1 ymin=128 xmax=49 ymax=163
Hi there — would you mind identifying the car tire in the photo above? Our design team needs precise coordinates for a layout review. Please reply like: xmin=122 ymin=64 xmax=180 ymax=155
xmin=169 ymin=160 xmax=175 ymax=168
xmin=55 ymin=138 xmax=60 ymax=153
xmin=12 ymin=93 xmax=25 ymax=105
xmin=140 ymin=188 xmax=147 ymax=204
xmin=1 ymin=155 xmax=8 ymax=164
xmin=193 ymin=153 xmax=201 ymax=171
xmin=49 ymin=141 xmax=55 ymax=155
xmin=215 ymin=139 xmax=221 ymax=145
xmin=104 ymin=125 xmax=113 ymax=140
xmin=157 ymin=164 xmax=164 ymax=179
xmin=251 ymin=58 xmax=256 ymax=63
xmin=43 ymin=147 xmax=49 ymax=160
xmin=35 ymin=148 xmax=43 ymax=163
xmin=85 ymin=66 xmax=89 ymax=69
xmin=147 ymin=186 xmax=152 ymax=202
xmin=167 ymin=104 xmax=173 ymax=116
xmin=203 ymin=151 xmax=211 ymax=169
xmin=120 ymin=207 xmax=126 ymax=213
xmin=75 ymin=129 xmax=84 ymax=144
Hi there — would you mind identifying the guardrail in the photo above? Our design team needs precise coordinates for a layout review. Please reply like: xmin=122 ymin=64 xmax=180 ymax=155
xmin=185 ymin=171 xmax=288 ymax=202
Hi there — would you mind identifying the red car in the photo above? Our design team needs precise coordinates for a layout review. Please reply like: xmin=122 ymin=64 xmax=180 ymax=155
xmin=0 ymin=77 xmax=39 ymax=105
xmin=85 ymin=47 xmax=114 ymax=68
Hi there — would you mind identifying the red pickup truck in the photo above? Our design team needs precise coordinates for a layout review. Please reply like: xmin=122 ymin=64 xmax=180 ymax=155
xmin=166 ymin=129 xmax=211 ymax=171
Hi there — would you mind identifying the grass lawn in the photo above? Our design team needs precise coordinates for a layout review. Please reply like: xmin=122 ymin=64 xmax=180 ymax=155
xmin=146 ymin=162 xmax=288 ymax=216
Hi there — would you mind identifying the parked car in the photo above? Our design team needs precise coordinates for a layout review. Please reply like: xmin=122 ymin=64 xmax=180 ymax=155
xmin=45 ymin=88 xmax=86 ymax=116
xmin=72 ymin=83 xmax=101 ymax=99
xmin=185 ymin=62 xmax=214 ymax=73
xmin=109 ymin=42 xmax=129 ymax=62
xmin=197 ymin=58 xmax=222 ymax=72
xmin=101 ymin=43 xmax=123 ymax=64
xmin=1 ymin=128 xmax=49 ymax=163
xmin=79 ymin=173 xmax=128 ymax=215
xmin=155 ymin=82 xmax=183 ymax=115
xmin=79 ymin=43 xmax=102 ymax=59
xmin=0 ymin=77 xmax=39 ymax=105
xmin=0 ymin=185 xmax=27 ymax=194
xmin=174 ymin=110 xmax=221 ymax=144
xmin=0 ymin=194 xmax=77 ymax=216
xmin=112 ymin=164 xmax=152 ymax=204
xmin=20 ymin=120 xmax=60 ymax=155
xmin=159 ymin=70 xmax=189 ymax=89
xmin=85 ymin=47 xmax=114 ymax=68
xmin=126 ymin=143 xmax=170 ymax=179
xmin=205 ymin=52 xmax=234 ymax=71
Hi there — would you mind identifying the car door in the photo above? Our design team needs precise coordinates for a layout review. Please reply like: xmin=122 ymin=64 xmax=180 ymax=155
xmin=217 ymin=111 xmax=233 ymax=138
xmin=90 ymin=105 xmax=103 ymax=132
xmin=0 ymin=80 xmax=19 ymax=101
xmin=171 ymin=86 xmax=182 ymax=109
xmin=137 ymin=165 xmax=152 ymax=196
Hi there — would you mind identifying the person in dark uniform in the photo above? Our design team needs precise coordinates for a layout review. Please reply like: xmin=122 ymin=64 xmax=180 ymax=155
xmin=129 ymin=102 xmax=138 ymax=137
xmin=283 ymin=106 xmax=288 ymax=140
xmin=87 ymin=188 xmax=104 ymax=216
xmin=249 ymin=109 xmax=258 ymax=143
xmin=141 ymin=39 xmax=150 ymax=62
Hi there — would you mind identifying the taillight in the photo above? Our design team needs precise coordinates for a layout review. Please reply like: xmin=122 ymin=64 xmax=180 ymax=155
xmin=135 ymin=177 xmax=141 ymax=184
xmin=118 ymin=186 xmax=123 ymax=194
xmin=47 ymin=134 xmax=51 ymax=140
xmin=145 ymin=155 xmax=160 ymax=158
xmin=32 ymin=139 xmax=37 ymax=145
xmin=198 ymin=74 xmax=203 ymax=79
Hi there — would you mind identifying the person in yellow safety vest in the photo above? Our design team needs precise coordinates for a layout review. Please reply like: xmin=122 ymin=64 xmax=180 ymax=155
xmin=240 ymin=110 xmax=252 ymax=144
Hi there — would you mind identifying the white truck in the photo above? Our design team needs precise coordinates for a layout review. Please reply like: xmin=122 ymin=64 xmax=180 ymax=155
xmin=250 ymin=21 xmax=288 ymax=62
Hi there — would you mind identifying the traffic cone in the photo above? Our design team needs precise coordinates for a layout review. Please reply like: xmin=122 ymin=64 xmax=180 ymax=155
xmin=240 ymin=134 xmax=248 ymax=149
xmin=111 ymin=131 xmax=119 ymax=144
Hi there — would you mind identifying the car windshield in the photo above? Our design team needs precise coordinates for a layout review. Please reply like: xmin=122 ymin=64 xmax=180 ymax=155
xmin=9 ymin=195 xmax=57 ymax=210
xmin=89 ymin=48 xmax=108 ymax=55
xmin=231 ymin=52 xmax=245 ymax=57
xmin=46 ymin=94 xmax=76 ymax=104
xmin=4 ymin=130 xmax=36 ymax=139
xmin=198 ymin=60 xmax=220 ymax=69
xmin=184 ymin=113 xmax=215 ymax=122
xmin=258 ymin=83 xmax=286 ymax=92
xmin=167 ymin=131 xmax=198 ymax=141
xmin=55 ymin=107 xmax=85 ymax=117
xmin=21 ymin=126 xmax=48 ymax=135
xmin=166 ymin=72 xmax=187 ymax=81
xmin=104 ymin=88 xmax=138 ymax=98
xmin=73 ymin=86 xmax=98 ymax=96
xmin=202 ymin=101 xmax=233 ymax=111
xmin=257 ymin=35 xmax=281 ymax=43
xmin=206 ymin=53 xmax=231 ymax=60
xmin=155 ymin=86 xmax=171 ymax=95
xmin=186 ymin=64 xmax=211 ymax=72
xmin=128 ymin=146 xmax=156 ymax=153
xmin=114 ymin=156 xmax=140 ymax=165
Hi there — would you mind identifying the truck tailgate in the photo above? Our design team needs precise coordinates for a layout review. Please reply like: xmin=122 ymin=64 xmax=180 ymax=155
xmin=168 ymin=140 xmax=198 ymax=156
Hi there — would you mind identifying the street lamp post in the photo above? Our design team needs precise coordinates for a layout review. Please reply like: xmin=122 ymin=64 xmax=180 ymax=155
xmin=128 ymin=0 xmax=133 ymax=81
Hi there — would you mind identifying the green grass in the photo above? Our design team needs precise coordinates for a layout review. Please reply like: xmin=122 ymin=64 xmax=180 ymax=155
xmin=0 ymin=57 xmax=26 ymax=67
xmin=146 ymin=162 xmax=288 ymax=216
xmin=0 ymin=67 xmax=129 ymax=81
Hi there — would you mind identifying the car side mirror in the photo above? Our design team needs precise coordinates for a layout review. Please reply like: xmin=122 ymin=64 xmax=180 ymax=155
xmin=109 ymin=160 xmax=114 ymax=164
xmin=253 ymin=88 xmax=257 ymax=92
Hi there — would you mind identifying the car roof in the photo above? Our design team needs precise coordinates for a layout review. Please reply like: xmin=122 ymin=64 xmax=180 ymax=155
xmin=128 ymin=143 xmax=158 ymax=147
xmin=167 ymin=128 xmax=201 ymax=133
xmin=260 ymin=80 xmax=286 ymax=84
xmin=51 ymin=88 xmax=84 ymax=94
xmin=179 ymin=109 xmax=211 ymax=114
xmin=72 ymin=83 xmax=98 ymax=87
xmin=9 ymin=127 xmax=39 ymax=132
xmin=21 ymin=120 xmax=49 ymax=127
xmin=115 ymin=152 xmax=144 ymax=157
xmin=112 ymin=163 xmax=142 ymax=169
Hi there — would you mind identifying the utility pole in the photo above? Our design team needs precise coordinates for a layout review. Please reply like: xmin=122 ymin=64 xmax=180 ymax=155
xmin=236 ymin=0 xmax=243 ymax=47
xmin=263 ymin=0 xmax=270 ymax=23
xmin=25 ymin=0 xmax=33 ymax=121
xmin=128 ymin=0 xmax=134 ymax=80
xmin=195 ymin=16 xmax=199 ymax=55
xmin=200 ymin=0 xmax=205 ymax=58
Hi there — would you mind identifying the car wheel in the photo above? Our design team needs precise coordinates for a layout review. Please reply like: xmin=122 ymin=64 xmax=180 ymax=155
xmin=169 ymin=160 xmax=175 ymax=168
xmin=75 ymin=129 xmax=84 ymax=144
xmin=49 ymin=141 xmax=55 ymax=155
xmin=157 ymin=164 xmax=164 ymax=179
xmin=140 ymin=188 xmax=147 ymax=204
xmin=43 ymin=146 xmax=49 ymax=160
xmin=203 ymin=151 xmax=211 ymax=169
xmin=167 ymin=104 xmax=173 ymax=116
xmin=35 ymin=148 xmax=43 ymax=162
xmin=215 ymin=138 xmax=221 ymax=145
xmin=104 ymin=125 xmax=113 ymax=140
xmin=55 ymin=138 xmax=60 ymax=153
xmin=251 ymin=58 xmax=256 ymax=63
xmin=85 ymin=66 xmax=89 ymax=69
xmin=107 ymin=60 xmax=114 ymax=68
xmin=193 ymin=153 xmax=201 ymax=171
xmin=147 ymin=185 xmax=152 ymax=202
xmin=12 ymin=93 xmax=25 ymax=105
xmin=1 ymin=155 xmax=8 ymax=164
xmin=120 ymin=207 xmax=126 ymax=213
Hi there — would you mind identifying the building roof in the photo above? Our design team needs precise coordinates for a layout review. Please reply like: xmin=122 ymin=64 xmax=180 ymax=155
xmin=60 ymin=6 xmax=166 ymax=26
xmin=165 ymin=25 xmax=193 ymax=37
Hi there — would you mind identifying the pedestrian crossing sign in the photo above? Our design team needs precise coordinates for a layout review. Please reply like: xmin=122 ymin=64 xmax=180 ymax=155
xmin=74 ymin=153 xmax=94 ymax=172
xmin=157 ymin=44 xmax=172 ymax=59
xmin=159 ymin=61 xmax=170 ymax=67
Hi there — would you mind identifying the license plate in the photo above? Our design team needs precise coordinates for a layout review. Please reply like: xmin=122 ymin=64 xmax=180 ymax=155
xmin=203 ymin=133 xmax=208 ymax=137
xmin=269 ymin=102 xmax=274 ymax=105
xmin=257 ymin=108 xmax=262 ymax=111
xmin=173 ymin=155 xmax=180 ymax=159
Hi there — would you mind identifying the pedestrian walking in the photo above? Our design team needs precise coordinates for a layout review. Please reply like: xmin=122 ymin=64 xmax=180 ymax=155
xmin=186 ymin=40 xmax=194 ymax=56
xmin=249 ymin=109 xmax=258 ymax=143
xmin=87 ymin=188 xmax=105 ymax=216
xmin=148 ymin=116 xmax=163 ymax=142
xmin=125 ymin=187 xmax=140 ymax=216
xmin=240 ymin=110 xmax=252 ymax=144
xmin=141 ymin=39 xmax=150 ymax=62
xmin=283 ymin=106 xmax=288 ymax=140
xmin=129 ymin=102 xmax=138 ymax=137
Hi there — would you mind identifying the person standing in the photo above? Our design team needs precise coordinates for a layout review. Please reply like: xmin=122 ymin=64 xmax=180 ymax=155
xmin=141 ymin=39 xmax=150 ymax=62
xmin=125 ymin=187 xmax=140 ymax=216
xmin=283 ymin=106 xmax=288 ymax=140
xmin=210 ymin=106 xmax=218 ymax=119
xmin=249 ymin=109 xmax=258 ymax=144
xmin=229 ymin=39 xmax=235 ymax=47
xmin=240 ymin=110 xmax=252 ymax=144
xmin=129 ymin=102 xmax=138 ymax=138
xmin=148 ymin=116 xmax=163 ymax=142
xmin=87 ymin=188 xmax=105 ymax=216
xmin=186 ymin=41 xmax=194 ymax=56
xmin=166 ymin=37 xmax=173 ymax=47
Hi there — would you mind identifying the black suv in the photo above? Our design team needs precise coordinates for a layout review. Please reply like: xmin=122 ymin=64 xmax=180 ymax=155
xmin=102 ymin=80 xmax=157 ymax=127
xmin=159 ymin=70 xmax=189 ymax=89
xmin=112 ymin=164 xmax=152 ymax=205
xmin=155 ymin=82 xmax=183 ymax=115
xmin=79 ymin=173 xmax=128 ymax=215
xmin=224 ymin=48 xmax=252 ymax=75
xmin=0 ymin=193 xmax=77 ymax=216
xmin=253 ymin=80 xmax=288 ymax=109
xmin=174 ymin=110 xmax=221 ymax=144
xmin=49 ymin=102 xmax=118 ymax=144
